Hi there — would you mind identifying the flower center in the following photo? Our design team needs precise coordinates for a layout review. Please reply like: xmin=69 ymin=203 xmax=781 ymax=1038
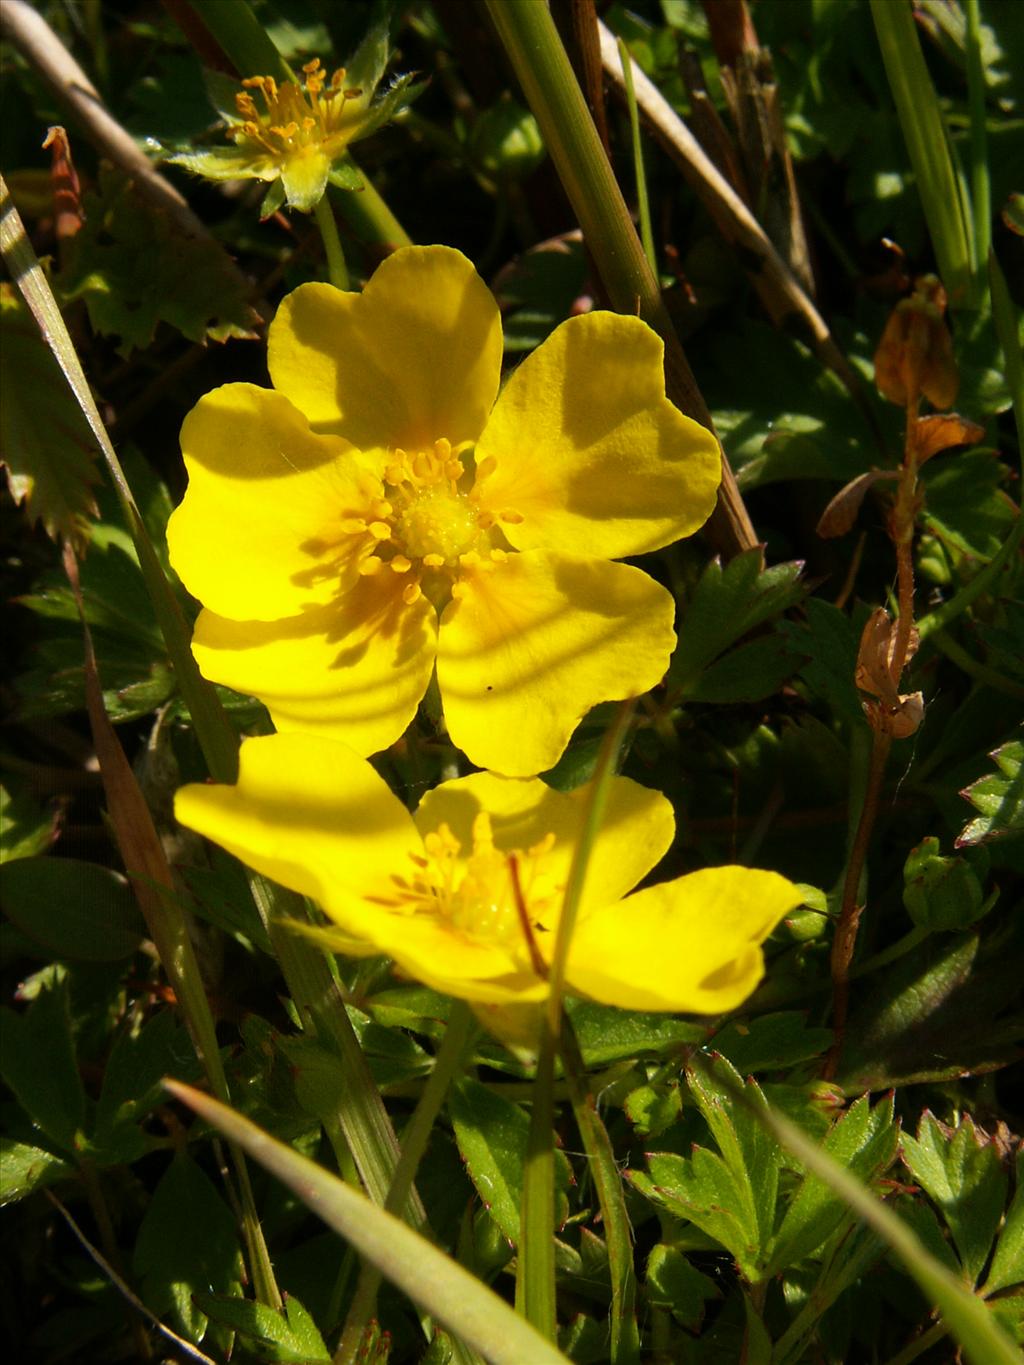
xmin=395 ymin=487 xmax=481 ymax=563
xmin=233 ymin=59 xmax=361 ymax=160
xmin=343 ymin=438 xmax=524 ymax=608
xmin=374 ymin=814 xmax=561 ymax=957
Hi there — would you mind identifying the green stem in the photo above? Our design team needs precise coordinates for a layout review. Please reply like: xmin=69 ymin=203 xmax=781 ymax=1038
xmin=517 ymin=702 xmax=634 ymax=1340
xmin=617 ymin=38 xmax=655 ymax=275
xmin=850 ymin=925 xmax=929 ymax=978
xmin=931 ymin=628 xmax=1024 ymax=701
xmin=964 ymin=0 xmax=991 ymax=278
xmin=870 ymin=0 xmax=976 ymax=307
xmin=559 ymin=1016 xmax=639 ymax=1365
xmin=335 ymin=1004 xmax=477 ymax=1364
xmin=247 ymin=876 xmax=427 ymax=1225
xmin=485 ymin=0 xmax=757 ymax=557
xmin=314 ymin=195 xmax=350 ymax=290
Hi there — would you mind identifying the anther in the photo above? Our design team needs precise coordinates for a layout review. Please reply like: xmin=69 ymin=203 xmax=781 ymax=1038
xmin=390 ymin=555 xmax=412 ymax=574
xmin=499 ymin=510 xmax=525 ymax=524
xmin=403 ymin=582 xmax=423 ymax=605
xmin=474 ymin=455 xmax=497 ymax=481
xmin=422 ymin=553 xmax=445 ymax=568
xmin=358 ymin=558 xmax=383 ymax=576
xmin=369 ymin=521 xmax=391 ymax=541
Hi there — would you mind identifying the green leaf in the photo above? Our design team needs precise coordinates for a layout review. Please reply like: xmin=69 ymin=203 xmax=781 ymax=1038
xmin=901 ymin=1112 xmax=1008 ymax=1285
xmin=133 ymin=1153 xmax=244 ymax=1343
xmin=839 ymin=924 xmax=1024 ymax=1091
xmin=923 ymin=450 xmax=1017 ymax=560
xmin=165 ymin=1080 xmax=571 ymax=1365
xmin=0 ymin=973 xmax=85 ymax=1154
xmin=192 ymin=1291 xmax=330 ymax=1363
xmin=748 ymin=1087 xmax=1021 ymax=1365
xmin=630 ymin=1148 xmax=756 ymax=1273
xmin=710 ymin=1012 xmax=834 ymax=1073
xmin=686 ymin=1055 xmax=780 ymax=1259
xmin=0 ymin=857 xmax=145 ymax=962
xmin=766 ymin=1093 xmax=898 ymax=1275
xmin=0 ymin=783 xmax=57 ymax=863
xmin=957 ymin=739 xmax=1024 ymax=847
xmin=449 ymin=1076 xmax=569 ymax=1246
xmin=779 ymin=598 xmax=863 ymax=721
xmin=0 ymin=284 xmax=99 ymax=549
xmin=645 ymin=1244 xmax=719 ymax=1329
xmin=669 ymin=550 xmax=805 ymax=696
xmin=95 ymin=1012 xmax=201 ymax=1162
xmin=60 ymin=165 xmax=257 ymax=354
xmin=685 ymin=634 xmax=805 ymax=704
xmin=565 ymin=1001 xmax=704 ymax=1066
xmin=986 ymin=1150 xmax=1024 ymax=1293
xmin=623 ymin=1081 xmax=682 ymax=1139
xmin=0 ymin=1138 xmax=74 ymax=1206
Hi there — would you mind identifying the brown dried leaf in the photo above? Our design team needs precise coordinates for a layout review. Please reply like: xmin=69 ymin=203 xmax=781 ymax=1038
xmin=910 ymin=413 xmax=985 ymax=464
xmin=816 ymin=469 xmax=899 ymax=539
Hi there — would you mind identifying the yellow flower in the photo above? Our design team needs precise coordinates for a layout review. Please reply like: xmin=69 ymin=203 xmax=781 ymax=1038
xmin=175 ymin=733 xmax=801 ymax=1011
xmin=169 ymin=45 xmax=419 ymax=215
xmin=167 ymin=246 xmax=720 ymax=776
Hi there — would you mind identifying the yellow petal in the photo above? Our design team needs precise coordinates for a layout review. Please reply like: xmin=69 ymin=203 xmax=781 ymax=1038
xmin=279 ymin=147 xmax=330 ymax=211
xmin=414 ymin=771 xmax=674 ymax=915
xmin=191 ymin=575 xmax=437 ymax=756
xmin=174 ymin=733 xmax=419 ymax=907
xmin=307 ymin=912 xmax=549 ymax=1006
xmin=567 ymin=868 xmax=802 ymax=1013
xmin=268 ymin=246 xmax=503 ymax=455
xmin=475 ymin=313 xmax=721 ymax=559
xmin=168 ymin=384 xmax=369 ymax=621
xmin=437 ymin=551 xmax=675 ymax=776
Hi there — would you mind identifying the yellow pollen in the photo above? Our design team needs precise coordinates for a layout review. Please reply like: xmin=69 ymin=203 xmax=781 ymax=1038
xmin=369 ymin=521 xmax=391 ymax=541
xmin=390 ymin=555 xmax=412 ymax=574
xmin=403 ymin=582 xmax=422 ymax=605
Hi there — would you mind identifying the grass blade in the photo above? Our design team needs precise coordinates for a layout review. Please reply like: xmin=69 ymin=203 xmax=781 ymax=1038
xmin=164 ymin=1081 xmax=570 ymax=1365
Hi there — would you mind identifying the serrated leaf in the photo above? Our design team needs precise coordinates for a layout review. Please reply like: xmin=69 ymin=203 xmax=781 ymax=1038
xmin=0 ymin=1138 xmax=74 ymax=1205
xmin=766 ymin=1093 xmax=898 ymax=1274
xmin=0 ymin=284 xmax=99 ymax=548
xmin=59 ymin=165 xmax=257 ymax=354
xmin=778 ymin=596 xmax=864 ymax=722
xmin=0 ymin=973 xmax=85 ymax=1153
xmin=687 ymin=1056 xmax=779 ymax=1254
xmin=670 ymin=550 xmax=805 ymax=695
xmin=901 ymin=1112 xmax=1008 ymax=1284
xmin=0 ymin=857 xmax=144 ymax=961
xmin=134 ymin=1153 xmax=244 ymax=1343
xmin=631 ymin=1148 xmax=756 ymax=1272
xmin=449 ymin=1076 xmax=569 ymax=1246
xmin=192 ymin=1291 xmax=331 ymax=1363
xmin=957 ymin=739 xmax=1024 ymax=847
xmin=645 ymin=1244 xmax=719 ymax=1328
xmin=986 ymin=1150 xmax=1024 ymax=1293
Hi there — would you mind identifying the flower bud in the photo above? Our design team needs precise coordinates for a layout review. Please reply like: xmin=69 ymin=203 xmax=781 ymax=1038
xmin=903 ymin=836 xmax=991 ymax=930
xmin=874 ymin=274 xmax=958 ymax=410
xmin=470 ymin=96 xmax=545 ymax=184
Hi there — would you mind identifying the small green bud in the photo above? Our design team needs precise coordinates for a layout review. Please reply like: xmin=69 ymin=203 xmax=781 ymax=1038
xmin=470 ymin=96 xmax=544 ymax=184
xmin=903 ymin=836 xmax=991 ymax=930
xmin=471 ymin=1206 xmax=513 ymax=1275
